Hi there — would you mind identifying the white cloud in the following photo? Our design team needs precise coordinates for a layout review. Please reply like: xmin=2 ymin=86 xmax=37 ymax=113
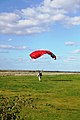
xmin=72 ymin=49 xmax=80 ymax=53
xmin=0 ymin=13 xmax=20 ymax=22
xmin=0 ymin=0 xmax=80 ymax=35
xmin=0 ymin=45 xmax=27 ymax=50
xmin=65 ymin=41 xmax=76 ymax=46
xmin=65 ymin=41 xmax=80 ymax=46
xmin=66 ymin=16 xmax=80 ymax=26
xmin=8 ymin=38 xmax=12 ymax=41
xmin=47 ymin=0 xmax=80 ymax=12
xmin=64 ymin=56 xmax=78 ymax=63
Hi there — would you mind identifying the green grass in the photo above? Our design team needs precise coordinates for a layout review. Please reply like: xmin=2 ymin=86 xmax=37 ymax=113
xmin=0 ymin=74 xmax=80 ymax=120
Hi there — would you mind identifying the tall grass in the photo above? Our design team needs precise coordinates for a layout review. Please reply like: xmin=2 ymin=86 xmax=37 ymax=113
xmin=0 ymin=74 xmax=80 ymax=120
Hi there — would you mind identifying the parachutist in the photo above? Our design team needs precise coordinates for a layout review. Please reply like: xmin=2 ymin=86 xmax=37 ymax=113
xmin=37 ymin=71 xmax=42 ymax=81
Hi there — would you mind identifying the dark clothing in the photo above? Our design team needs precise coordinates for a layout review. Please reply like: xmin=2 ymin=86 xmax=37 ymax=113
xmin=38 ymin=72 xmax=42 ymax=81
xmin=39 ymin=72 xmax=42 ymax=76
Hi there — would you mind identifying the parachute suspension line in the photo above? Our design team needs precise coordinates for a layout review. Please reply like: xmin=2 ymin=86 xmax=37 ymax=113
xmin=29 ymin=49 xmax=56 ymax=71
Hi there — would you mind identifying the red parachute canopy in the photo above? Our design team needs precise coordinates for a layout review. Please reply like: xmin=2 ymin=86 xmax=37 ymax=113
xmin=29 ymin=50 xmax=56 ymax=60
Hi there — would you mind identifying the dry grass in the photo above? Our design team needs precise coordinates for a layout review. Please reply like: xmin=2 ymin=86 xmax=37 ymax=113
xmin=0 ymin=70 xmax=80 ymax=76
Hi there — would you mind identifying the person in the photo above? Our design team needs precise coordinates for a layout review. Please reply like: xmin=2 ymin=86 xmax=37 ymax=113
xmin=37 ymin=71 xmax=42 ymax=81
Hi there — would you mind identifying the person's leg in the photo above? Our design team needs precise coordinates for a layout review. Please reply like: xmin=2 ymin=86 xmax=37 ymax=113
xmin=38 ymin=76 xmax=41 ymax=81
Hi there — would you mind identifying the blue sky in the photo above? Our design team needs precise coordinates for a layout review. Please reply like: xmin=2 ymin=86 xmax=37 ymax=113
xmin=0 ymin=0 xmax=80 ymax=71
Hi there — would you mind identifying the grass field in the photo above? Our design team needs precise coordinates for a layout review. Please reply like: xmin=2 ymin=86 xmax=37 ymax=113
xmin=0 ymin=74 xmax=80 ymax=120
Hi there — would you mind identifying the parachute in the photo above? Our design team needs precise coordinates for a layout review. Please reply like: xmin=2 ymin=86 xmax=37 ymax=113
xmin=29 ymin=50 xmax=56 ymax=60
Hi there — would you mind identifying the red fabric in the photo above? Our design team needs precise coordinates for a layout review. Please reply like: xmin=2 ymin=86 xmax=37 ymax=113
xmin=29 ymin=50 xmax=56 ymax=59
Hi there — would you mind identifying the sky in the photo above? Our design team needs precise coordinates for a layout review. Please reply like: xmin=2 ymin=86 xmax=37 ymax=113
xmin=0 ymin=0 xmax=80 ymax=71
